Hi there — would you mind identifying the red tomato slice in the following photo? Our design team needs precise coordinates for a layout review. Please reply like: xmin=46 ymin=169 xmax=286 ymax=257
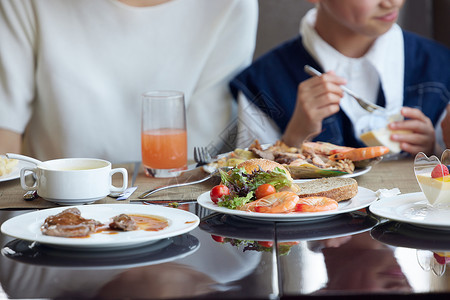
xmin=210 ymin=184 xmax=230 ymax=204
xmin=255 ymin=184 xmax=276 ymax=199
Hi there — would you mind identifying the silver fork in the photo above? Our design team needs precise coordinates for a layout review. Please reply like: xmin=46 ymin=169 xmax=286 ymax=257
xmin=304 ymin=65 xmax=386 ymax=113
xmin=193 ymin=146 xmax=212 ymax=167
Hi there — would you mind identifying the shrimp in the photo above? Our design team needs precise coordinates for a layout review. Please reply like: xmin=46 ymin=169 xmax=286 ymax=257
xmin=294 ymin=196 xmax=338 ymax=212
xmin=241 ymin=191 xmax=300 ymax=213
xmin=328 ymin=146 xmax=389 ymax=161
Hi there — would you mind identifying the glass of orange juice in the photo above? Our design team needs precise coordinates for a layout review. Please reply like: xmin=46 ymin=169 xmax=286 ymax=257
xmin=141 ymin=91 xmax=187 ymax=177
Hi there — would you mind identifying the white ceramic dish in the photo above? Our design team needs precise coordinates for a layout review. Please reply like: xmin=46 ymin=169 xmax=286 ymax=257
xmin=1 ymin=204 xmax=200 ymax=250
xmin=369 ymin=192 xmax=450 ymax=230
xmin=197 ymin=187 xmax=377 ymax=222
xmin=0 ymin=159 xmax=34 ymax=182
xmin=19 ymin=157 xmax=128 ymax=205
xmin=2 ymin=234 xmax=199 ymax=270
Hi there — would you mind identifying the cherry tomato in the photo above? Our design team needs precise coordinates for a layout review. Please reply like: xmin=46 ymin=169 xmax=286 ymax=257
xmin=255 ymin=184 xmax=276 ymax=199
xmin=257 ymin=241 xmax=274 ymax=248
xmin=211 ymin=235 xmax=225 ymax=243
xmin=210 ymin=184 xmax=230 ymax=204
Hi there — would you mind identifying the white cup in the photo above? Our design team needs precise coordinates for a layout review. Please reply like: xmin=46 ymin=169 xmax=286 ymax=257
xmin=20 ymin=158 xmax=128 ymax=205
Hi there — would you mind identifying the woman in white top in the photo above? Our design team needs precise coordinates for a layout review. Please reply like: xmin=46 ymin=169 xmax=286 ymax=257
xmin=0 ymin=0 xmax=258 ymax=162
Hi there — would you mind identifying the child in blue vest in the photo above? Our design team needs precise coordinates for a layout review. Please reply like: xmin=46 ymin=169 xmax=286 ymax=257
xmin=231 ymin=0 xmax=450 ymax=156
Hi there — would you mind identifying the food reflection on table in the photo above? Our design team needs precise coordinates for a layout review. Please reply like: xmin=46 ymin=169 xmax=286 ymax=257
xmin=209 ymin=234 xmax=299 ymax=256
xmin=416 ymin=250 xmax=450 ymax=277
xmin=0 ymin=225 xmax=265 ymax=299
xmin=371 ymin=220 xmax=450 ymax=278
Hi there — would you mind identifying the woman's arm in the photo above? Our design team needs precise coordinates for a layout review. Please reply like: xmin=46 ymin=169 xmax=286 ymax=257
xmin=0 ymin=129 xmax=21 ymax=154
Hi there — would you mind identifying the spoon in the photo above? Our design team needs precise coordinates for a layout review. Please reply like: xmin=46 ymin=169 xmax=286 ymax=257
xmin=6 ymin=153 xmax=43 ymax=166
xmin=6 ymin=154 xmax=42 ymax=201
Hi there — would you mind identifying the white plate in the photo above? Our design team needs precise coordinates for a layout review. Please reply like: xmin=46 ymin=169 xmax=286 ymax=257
xmin=1 ymin=204 xmax=200 ymax=250
xmin=2 ymin=234 xmax=199 ymax=270
xmin=197 ymin=187 xmax=377 ymax=222
xmin=369 ymin=192 xmax=450 ymax=230
xmin=293 ymin=166 xmax=371 ymax=183
xmin=0 ymin=159 xmax=35 ymax=182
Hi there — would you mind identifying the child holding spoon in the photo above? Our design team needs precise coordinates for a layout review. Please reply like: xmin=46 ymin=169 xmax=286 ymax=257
xmin=231 ymin=0 xmax=450 ymax=157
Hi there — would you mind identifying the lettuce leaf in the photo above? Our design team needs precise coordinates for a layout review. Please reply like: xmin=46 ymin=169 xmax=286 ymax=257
xmin=217 ymin=166 xmax=292 ymax=208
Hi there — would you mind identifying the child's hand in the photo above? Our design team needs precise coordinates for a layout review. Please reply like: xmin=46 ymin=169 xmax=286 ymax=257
xmin=388 ymin=107 xmax=435 ymax=155
xmin=283 ymin=71 xmax=346 ymax=147
xmin=440 ymin=104 xmax=450 ymax=149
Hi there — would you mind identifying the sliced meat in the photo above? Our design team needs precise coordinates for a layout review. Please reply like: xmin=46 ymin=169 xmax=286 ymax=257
xmin=41 ymin=208 xmax=102 ymax=237
xmin=274 ymin=152 xmax=304 ymax=165
xmin=250 ymin=148 xmax=275 ymax=161
xmin=109 ymin=214 xmax=137 ymax=231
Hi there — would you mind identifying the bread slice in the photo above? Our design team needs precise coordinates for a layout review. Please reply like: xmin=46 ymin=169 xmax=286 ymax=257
xmin=295 ymin=177 xmax=358 ymax=202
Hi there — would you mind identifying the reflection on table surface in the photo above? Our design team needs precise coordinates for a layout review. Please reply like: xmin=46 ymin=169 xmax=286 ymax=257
xmin=1 ymin=207 xmax=450 ymax=299
xmin=1 ymin=158 xmax=450 ymax=299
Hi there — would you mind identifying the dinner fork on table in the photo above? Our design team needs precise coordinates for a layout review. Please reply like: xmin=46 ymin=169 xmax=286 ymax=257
xmin=304 ymin=65 xmax=386 ymax=113
xmin=193 ymin=146 xmax=212 ymax=167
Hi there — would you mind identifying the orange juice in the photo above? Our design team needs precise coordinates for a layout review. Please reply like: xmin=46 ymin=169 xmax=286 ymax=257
xmin=141 ymin=128 xmax=187 ymax=169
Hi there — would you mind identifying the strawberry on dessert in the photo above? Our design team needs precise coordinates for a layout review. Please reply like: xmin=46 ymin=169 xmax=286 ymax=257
xmin=431 ymin=164 xmax=449 ymax=178
xmin=416 ymin=164 xmax=450 ymax=205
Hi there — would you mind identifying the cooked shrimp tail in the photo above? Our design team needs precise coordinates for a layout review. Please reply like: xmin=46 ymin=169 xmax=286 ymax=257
xmin=241 ymin=191 xmax=300 ymax=213
xmin=294 ymin=196 xmax=338 ymax=212
xmin=328 ymin=146 xmax=389 ymax=161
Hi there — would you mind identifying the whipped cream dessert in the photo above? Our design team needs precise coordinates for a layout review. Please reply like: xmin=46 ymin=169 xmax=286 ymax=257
xmin=416 ymin=172 xmax=450 ymax=205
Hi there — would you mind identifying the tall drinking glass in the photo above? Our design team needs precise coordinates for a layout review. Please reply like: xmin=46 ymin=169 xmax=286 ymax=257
xmin=141 ymin=91 xmax=187 ymax=177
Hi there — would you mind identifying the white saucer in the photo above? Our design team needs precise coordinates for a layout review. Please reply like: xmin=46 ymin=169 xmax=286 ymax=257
xmin=42 ymin=196 xmax=104 ymax=206
xmin=369 ymin=192 xmax=450 ymax=230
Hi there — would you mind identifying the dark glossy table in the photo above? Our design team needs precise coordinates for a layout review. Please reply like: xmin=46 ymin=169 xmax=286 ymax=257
xmin=1 ymin=158 xmax=450 ymax=299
